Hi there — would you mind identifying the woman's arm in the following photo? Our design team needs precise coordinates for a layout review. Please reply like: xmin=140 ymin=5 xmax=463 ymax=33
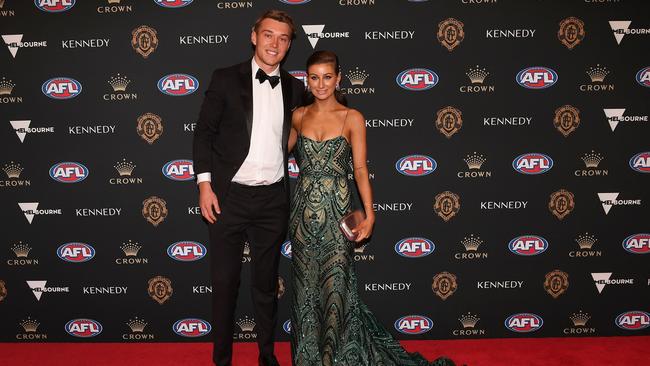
xmin=347 ymin=109 xmax=375 ymax=242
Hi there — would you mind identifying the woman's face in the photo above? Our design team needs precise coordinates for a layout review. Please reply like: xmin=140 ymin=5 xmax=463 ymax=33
xmin=307 ymin=62 xmax=341 ymax=101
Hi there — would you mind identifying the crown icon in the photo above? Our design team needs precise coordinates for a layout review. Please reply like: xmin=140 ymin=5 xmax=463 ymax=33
xmin=108 ymin=73 xmax=131 ymax=92
xmin=20 ymin=317 xmax=40 ymax=333
xmin=346 ymin=67 xmax=369 ymax=86
xmin=12 ymin=241 xmax=31 ymax=258
xmin=243 ymin=242 xmax=250 ymax=256
xmin=3 ymin=161 xmax=23 ymax=178
xmin=121 ymin=240 xmax=142 ymax=256
xmin=108 ymin=0 xmax=122 ymax=4
xmin=236 ymin=316 xmax=256 ymax=332
xmin=461 ymin=234 xmax=483 ymax=251
xmin=0 ymin=77 xmax=15 ymax=95
xmin=464 ymin=152 xmax=486 ymax=170
xmin=114 ymin=159 xmax=136 ymax=176
xmin=466 ymin=65 xmax=489 ymax=84
xmin=354 ymin=244 xmax=367 ymax=254
xmin=575 ymin=233 xmax=597 ymax=250
xmin=570 ymin=311 xmax=591 ymax=327
xmin=127 ymin=317 xmax=148 ymax=332
xmin=586 ymin=64 xmax=609 ymax=83
xmin=581 ymin=151 xmax=603 ymax=168
xmin=459 ymin=312 xmax=480 ymax=328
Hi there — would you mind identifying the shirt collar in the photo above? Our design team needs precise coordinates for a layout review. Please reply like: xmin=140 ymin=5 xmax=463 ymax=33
xmin=251 ymin=57 xmax=280 ymax=77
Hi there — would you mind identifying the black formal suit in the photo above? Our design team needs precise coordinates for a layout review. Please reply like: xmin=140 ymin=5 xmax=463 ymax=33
xmin=193 ymin=60 xmax=304 ymax=366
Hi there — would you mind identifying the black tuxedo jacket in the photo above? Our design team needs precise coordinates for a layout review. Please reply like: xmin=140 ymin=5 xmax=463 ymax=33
xmin=192 ymin=60 xmax=304 ymax=203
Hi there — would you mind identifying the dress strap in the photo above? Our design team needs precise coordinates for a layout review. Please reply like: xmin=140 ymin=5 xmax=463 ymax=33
xmin=340 ymin=108 xmax=350 ymax=136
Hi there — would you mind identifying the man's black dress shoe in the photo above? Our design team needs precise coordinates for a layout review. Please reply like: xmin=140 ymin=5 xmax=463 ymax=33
xmin=258 ymin=354 xmax=280 ymax=366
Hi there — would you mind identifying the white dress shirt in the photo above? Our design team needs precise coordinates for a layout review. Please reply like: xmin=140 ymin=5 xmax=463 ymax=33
xmin=196 ymin=58 xmax=285 ymax=186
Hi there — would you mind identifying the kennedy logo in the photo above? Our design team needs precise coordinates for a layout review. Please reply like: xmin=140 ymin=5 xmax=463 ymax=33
xmin=436 ymin=106 xmax=462 ymax=138
xmin=516 ymin=67 xmax=558 ymax=89
xmin=302 ymin=24 xmax=350 ymax=49
xmin=157 ymin=74 xmax=198 ymax=96
xmin=35 ymin=0 xmax=75 ymax=12
xmin=2 ymin=34 xmax=47 ymax=58
xmin=558 ymin=17 xmax=585 ymax=49
xmin=609 ymin=20 xmax=650 ymax=45
xmin=42 ymin=77 xmax=81 ymax=99
xmin=636 ymin=67 xmax=650 ymax=87
xmin=554 ymin=105 xmax=580 ymax=137
xmin=629 ymin=152 xmax=650 ymax=173
xmin=154 ymin=0 xmax=193 ymax=8
xmin=131 ymin=25 xmax=158 ymax=58
xmin=438 ymin=18 xmax=464 ymax=51
xmin=603 ymin=108 xmax=648 ymax=131
xmin=597 ymin=193 xmax=641 ymax=215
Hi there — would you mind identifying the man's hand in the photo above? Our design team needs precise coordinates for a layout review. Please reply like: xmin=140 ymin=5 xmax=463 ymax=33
xmin=198 ymin=182 xmax=220 ymax=224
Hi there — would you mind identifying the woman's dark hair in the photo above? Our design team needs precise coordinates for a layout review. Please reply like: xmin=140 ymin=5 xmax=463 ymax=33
xmin=304 ymin=50 xmax=348 ymax=106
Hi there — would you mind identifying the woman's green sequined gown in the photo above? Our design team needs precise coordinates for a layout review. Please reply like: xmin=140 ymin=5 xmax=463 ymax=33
xmin=289 ymin=135 xmax=454 ymax=366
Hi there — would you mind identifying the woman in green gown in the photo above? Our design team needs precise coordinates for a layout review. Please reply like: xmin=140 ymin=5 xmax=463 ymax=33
xmin=287 ymin=50 xmax=455 ymax=366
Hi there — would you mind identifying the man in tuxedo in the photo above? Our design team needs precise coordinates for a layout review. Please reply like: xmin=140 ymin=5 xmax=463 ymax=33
xmin=192 ymin=10 xmax=304 ymax=366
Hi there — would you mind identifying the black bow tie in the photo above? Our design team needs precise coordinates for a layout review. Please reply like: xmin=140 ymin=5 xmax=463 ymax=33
xmin=256 ymin=68 xmax=280 ymax=88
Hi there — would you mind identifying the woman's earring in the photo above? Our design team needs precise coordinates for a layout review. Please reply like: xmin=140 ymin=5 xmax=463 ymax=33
xmin=336 ymin=84 xmax=340 ymax=91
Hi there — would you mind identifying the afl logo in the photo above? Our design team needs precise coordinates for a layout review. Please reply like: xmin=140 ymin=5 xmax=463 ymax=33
xmin=281 ymin=240 xmax=292 ymax=259
xmin=162 ymin=160 xmax=194 ymax=181
xmin=394 ymin=238 xmax=435 ymax=258
xmin=65 ymin=319 xmax=102 ymax=338
xmin=636 ymin=67 xmax=650 ymax=88
xmin=288 ymin=156 xmax=299 ymax=179
xmin=396 ymin=155 xmax=436 ymax=176
xmin=279 ymin=0 xmax=312 ymax=4
xmin=42 ymin=77 xmax=82 ymax=99
xmin=289 ymin=70 xmax=308 ymax=87
xmin=622 ymin=234 xmax=650 ymax=254
xmin=35 ymin=0 xmax=75 ymax=12
xmin=508 ymin=235 xmax=548 ymax=256
xmin=516 ymin=67 xmax=558 ymax=89
xmin=616 ymin=311 xmax=650 ymax=330
xmin=629 ymin=152 xmax=650 ymax=173
xmin=394 ymin=315 xmax=433 ymax=335
xmin=167 ymin=241 xmax=207 ymax=261
xmin=396 ymin=68 xmax=438 ymax=91
xmin=512 ymin=153 xmax=553 ymax=175
xmin=157 ymin=74 xmax=199 ymax=96
xmin=173 ymin=319 xmax=211 ymax=337
xmin=505 ymin=313 xmax=543 ymax=333
xmin=49 ymin=162 xmax=89 ymax=183
xmin=283 ymin=319 xmax=291 ymax=334
xmin=57 ymin=242 xmax=95 ymax=263
xmin=154 ymin=0 xmax=193 ymax=8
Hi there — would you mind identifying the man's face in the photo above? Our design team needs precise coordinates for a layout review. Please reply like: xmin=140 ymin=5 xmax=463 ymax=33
xmin=251 ymin=18 xmax=291 ymax=71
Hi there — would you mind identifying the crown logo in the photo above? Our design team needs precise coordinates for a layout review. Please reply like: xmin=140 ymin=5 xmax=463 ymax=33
xmin=458 ymin=312 xmax=480 ymax=328
xmin=127 ymin=317 xmax=148 ymax=332
xmin=575 ymin=233 xmax=597 ymax=250
xmin=463 ymin=152 xmax=486 ymax=170
xmin=586 ymin=65 xmax=609 ymax=83
xmin=12 ymin=241 xmax=31 ymax=258
xmin=3 ymin=161 xmax=23 ymax=178
xmin=461 ymin=234 xmax=482 ymax=251
xmin=581 ymin=151 xmax=603 ymax=168
xmin=0 ymin=77 xmax=15 ymax=95
xmin=108 ymin=0 xmax=122 ymax=4
xmin=243 ymin=242 xmax=250 ymax=256
xmin=466 ymin=65 xmax=489 ymax=84
xmin=570 ymin=311 xmax=591 ymax=327
xmin=108 ymin=73 xmax=130 ymax=92
xmin=121 ymin=240 xmax=142 ymax=256
xmin=114 ymin=159 xmax=136 ymax=176
xmin=354 ymin=244 xmax=367 ymax=254
xmin=236 ymin=316 xmax=256 ymax=332
xmin=20 ymin=317 xmax=40 ymax=333
xmin=346 ymin=67 xmax=369 ymax=86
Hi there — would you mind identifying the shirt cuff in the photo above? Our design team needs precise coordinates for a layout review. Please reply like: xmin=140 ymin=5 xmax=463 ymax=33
xmin=196 ymin=172 xmax=211 ymax=184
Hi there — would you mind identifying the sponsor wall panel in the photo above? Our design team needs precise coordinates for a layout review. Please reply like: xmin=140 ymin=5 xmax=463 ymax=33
xmin=1 ymin=0 xmax=648 ymax=342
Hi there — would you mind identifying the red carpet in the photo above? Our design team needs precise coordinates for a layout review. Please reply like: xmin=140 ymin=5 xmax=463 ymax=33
xmin=1 ymin=337 xmax=648 ymax=366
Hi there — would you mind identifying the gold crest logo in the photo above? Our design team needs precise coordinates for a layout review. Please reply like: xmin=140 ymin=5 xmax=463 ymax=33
xmin=277 ymin=276 xmax=285 ymax=299
xmin=0 ymin=280 xmax=6 ymax=302
xmin=434 ymin=191 xmax=460 ymax=222
xmin=558 ymin=17 xmax=585 ymax=50
xmin=437 ymin=18 xmax=464 ymax=51
xmin=549 ymin=189 xmax=575 ymax=220
xmin=432 ymin=272 xmax=457 ymax=300
xmin=142 ymin=196 xmax=168 ymax=226
xmin=137 ymin=113 xmax=163 ymax=144
xmin=554 ymin=105 xmax=580 ymax=137
xmin=148 ymin=276 xmax=172 ymax=304
xmin=131 ymin=25 xmax=158 ymax=58
xmin=544 ymin=270 xmax=569 ymax=299
xmin=436 ymin=106 xmax=463 ymax=138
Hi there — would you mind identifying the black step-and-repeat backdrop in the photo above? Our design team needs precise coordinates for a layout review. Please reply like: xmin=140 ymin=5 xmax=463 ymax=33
xmin=1 ymin=0 xmax=649 ymax=343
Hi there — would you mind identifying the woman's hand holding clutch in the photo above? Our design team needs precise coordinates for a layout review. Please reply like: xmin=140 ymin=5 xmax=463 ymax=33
xmin=351 ymin=213 xmax=375 ymax=242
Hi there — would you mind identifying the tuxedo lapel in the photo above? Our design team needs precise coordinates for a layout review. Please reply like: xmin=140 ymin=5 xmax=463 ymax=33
xmin=280 ymin=71 xmax=293 ymax=152
xmin=239 ymin=62 xmax=253 ymax=138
